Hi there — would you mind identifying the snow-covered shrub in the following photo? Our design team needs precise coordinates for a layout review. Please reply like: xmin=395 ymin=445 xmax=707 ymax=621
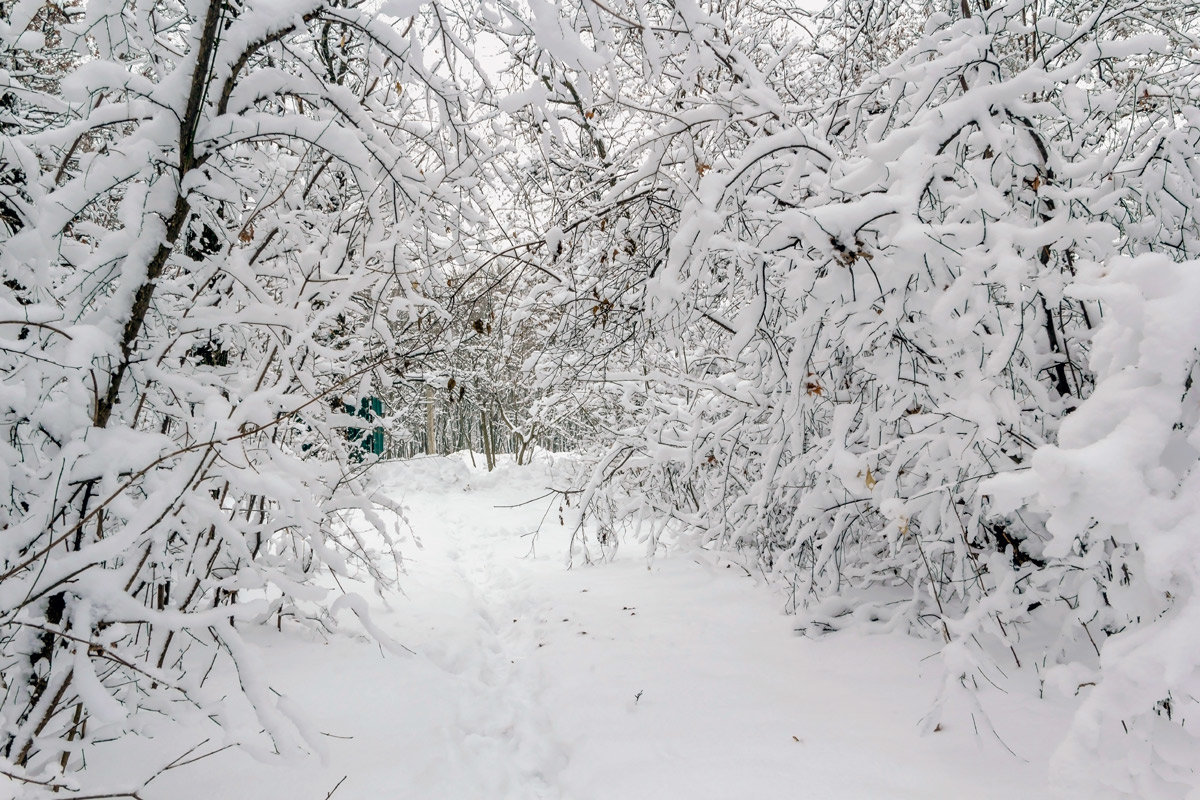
xmin=549 ymin=0 xmax=1119 ymax=609
xmin=0 ymin=0 xmax=492 ymax=790
xmin=512 ymin=0 xmax=1200 ymax=790
xmin=989 ymin=253 xmax=1200 ymax=799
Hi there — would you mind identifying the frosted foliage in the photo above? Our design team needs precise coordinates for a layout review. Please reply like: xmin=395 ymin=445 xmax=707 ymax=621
xmin=2 ymin=0 xmax=1200 ymax=796
xmin=991 ymin=254 xmax=1200 ymax=799
xmin=508 ymin=1 xmax=1200 ymax=795
xmin=0 ymin=0 xmax=492 ymax=792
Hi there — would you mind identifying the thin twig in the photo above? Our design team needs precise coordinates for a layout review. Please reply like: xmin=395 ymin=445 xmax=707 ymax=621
xmin=324 ymin=775 xmax=348 ymax=799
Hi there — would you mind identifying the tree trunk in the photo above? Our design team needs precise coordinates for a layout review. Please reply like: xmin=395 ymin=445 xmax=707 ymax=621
xmin=481 ymin=410 xmax=495 ymax=471
xmin=424 ymin=384 xmax=436 ymax=456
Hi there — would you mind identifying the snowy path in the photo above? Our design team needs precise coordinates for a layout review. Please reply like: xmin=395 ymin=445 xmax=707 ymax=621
xmin=126 ymin=456 xmax=1072 ymax=800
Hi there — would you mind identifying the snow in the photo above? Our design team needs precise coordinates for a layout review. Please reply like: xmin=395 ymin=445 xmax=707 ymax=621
xmin=77 ymin=455 xmax=1075 ymax=800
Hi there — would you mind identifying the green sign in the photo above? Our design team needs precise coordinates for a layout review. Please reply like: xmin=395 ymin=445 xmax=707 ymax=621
xmin=345 ymin=396 xmax=384 ymax=458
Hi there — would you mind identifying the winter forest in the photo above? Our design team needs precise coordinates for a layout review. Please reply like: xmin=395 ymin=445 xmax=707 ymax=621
xmin=1 ymin=0 xmax=1199 ymax=797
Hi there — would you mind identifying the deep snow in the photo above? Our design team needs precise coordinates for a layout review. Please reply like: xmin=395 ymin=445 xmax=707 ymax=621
xmin=71 ymin=454 xmax=1077 ymax=799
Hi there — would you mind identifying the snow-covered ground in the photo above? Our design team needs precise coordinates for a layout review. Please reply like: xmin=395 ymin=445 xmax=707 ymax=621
xmin=86 ymin=455 xmax=1078 ymax=799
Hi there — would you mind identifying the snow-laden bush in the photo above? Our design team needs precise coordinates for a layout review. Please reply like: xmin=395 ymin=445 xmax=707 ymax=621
xmin=0 ymin=0 xmax=492 ymax=791
xmin=990 ymin=253 xmax=1200 ymax=799
xmin=511 ymin=0 xmax=1200 ymax=792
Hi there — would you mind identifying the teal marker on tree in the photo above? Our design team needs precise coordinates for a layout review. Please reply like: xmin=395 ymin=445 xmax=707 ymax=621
xmin=345 ymin=396 xmax=384 ymax=457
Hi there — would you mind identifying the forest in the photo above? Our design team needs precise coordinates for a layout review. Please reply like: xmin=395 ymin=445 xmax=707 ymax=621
xmin=1 ymin=0 xmax=1199 ymax=797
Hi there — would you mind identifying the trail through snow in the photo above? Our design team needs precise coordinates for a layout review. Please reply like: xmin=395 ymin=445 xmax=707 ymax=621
xmin=101 ymin=455 xmax=1075 ymax=799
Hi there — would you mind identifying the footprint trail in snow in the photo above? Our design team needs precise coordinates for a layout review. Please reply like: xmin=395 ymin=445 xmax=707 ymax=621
xmin=113 ymin=455 xmax=1071 ymax=800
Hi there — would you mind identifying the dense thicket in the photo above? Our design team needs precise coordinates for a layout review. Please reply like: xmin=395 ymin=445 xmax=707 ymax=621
xmin=502 ymin=2 xmax=1200 ymax=796
xmin=2 ymin=0 xmax=1199 ymax=797
xmin=0 ymin=0 xmax=493 ymax=790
